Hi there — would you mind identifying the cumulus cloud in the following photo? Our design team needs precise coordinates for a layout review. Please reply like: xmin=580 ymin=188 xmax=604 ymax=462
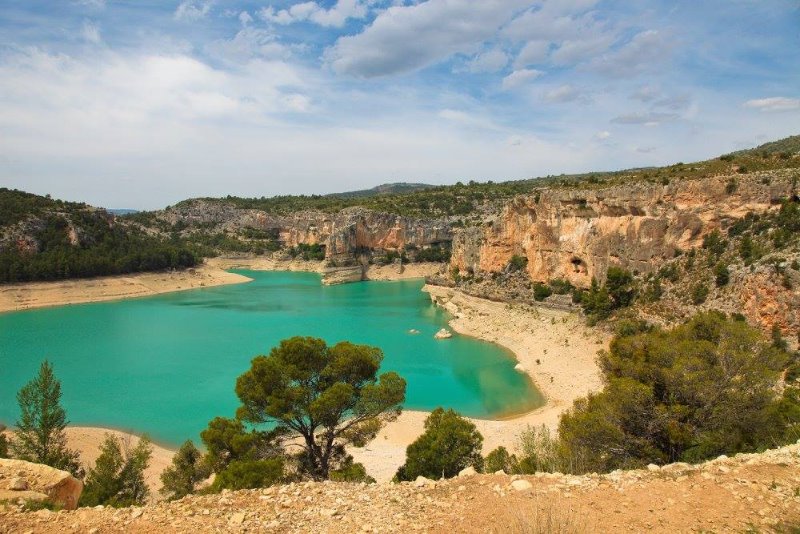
xmin=174 ymin=1 xmax=213 ymax=22
xmin=239 ymin=11 xmax=253 ymax=26
xmin=467 ymin=48 xmax=508 ymax=73
xmin=206 ymin=27 xmax=290 ymax=63
xmin=260 ymin=0 xmax=370 ymax=29
xmin=744 ymin=97 xmax=800 ymax=112
xmin=325 ymin=0 xmax=530 ymax=77
xmin=595 ymin=130 xmax=611 ymax=140
xmin=501 ymin=69 xmax=543 ymax=90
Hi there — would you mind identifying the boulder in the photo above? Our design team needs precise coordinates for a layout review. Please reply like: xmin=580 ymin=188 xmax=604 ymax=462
xmin=457 ymin=466 xmax=477 ymax=477
xmin=434 ymin=328 xmax=452 ymax=339
xmin=0 ymin=459 xmax=83 ymax=510
xmin=510 ymin=479 xmax=533 ymax=491
xmin=413 ymin=476 xmax=435 ymax=488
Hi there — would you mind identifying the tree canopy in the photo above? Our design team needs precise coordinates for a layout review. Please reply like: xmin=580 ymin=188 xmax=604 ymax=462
xmin=235 ymin=336 xmax=406 ymax=480
xmin=80 ymin=433 xmax=152 ymax=507
xmin=396 ymin=408 xmax=483 ymax=481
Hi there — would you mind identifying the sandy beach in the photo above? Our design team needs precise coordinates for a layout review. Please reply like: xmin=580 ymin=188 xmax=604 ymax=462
xmin=0 ymin=264 xmax=252 ymax=314
xmin=3 ymin=260 xmax=607 ymax=488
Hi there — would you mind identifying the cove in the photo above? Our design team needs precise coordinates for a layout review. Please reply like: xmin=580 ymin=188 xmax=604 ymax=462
xmin=0 ymin=271 xmax=543 ymax=446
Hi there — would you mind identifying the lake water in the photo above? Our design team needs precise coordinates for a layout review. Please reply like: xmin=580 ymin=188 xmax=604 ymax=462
xmin=0 ymin=271 xmax=542 ymax=445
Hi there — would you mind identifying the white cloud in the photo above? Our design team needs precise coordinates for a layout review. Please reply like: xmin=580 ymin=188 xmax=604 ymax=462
xmin=325 ymin=0 xmax=531 ymax=77
xmin=501 ymin=68 xmax=543 ymax=90
xmin=611 ymin=111 xmax=679 ymax=126
xmin=174 ymin=1 xmax=213 ymax=22
xmin=590 ymin=30 xmax=669 ymax=77
xmin=744 ymin=97 xmax=800 ymax=112
xmin=514 ymin=40 xmax=550 ymax=68
xmin=595 ymin=130 xmax=610 ymax=140
xmin=206 ymin=27 xmax=290 ymax=64
xmin=81 ymin=20 xmax=102 ymax=44
xmin=74 ymin=0 xmax=105 ymax=8
xmin=631 ymin=85 xmax=660 ymax=102
xmin=239 ymin=11 xmax=253 ymax=27
xmin=551 ymin=34 xmax=614 ymax=65
xmin=260 ymin=0 xmax=370 ymax=29
xmin=542 ymin=84 xmax=584 ymax=103
xmin=467 ymin=48 xmax=508 ymax=73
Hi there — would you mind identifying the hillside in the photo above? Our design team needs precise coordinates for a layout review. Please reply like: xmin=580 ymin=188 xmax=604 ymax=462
xmin=3 ymin=443 xmax=799 ymax=533
xmin=0 ymin=189 xmax=198 ymax=283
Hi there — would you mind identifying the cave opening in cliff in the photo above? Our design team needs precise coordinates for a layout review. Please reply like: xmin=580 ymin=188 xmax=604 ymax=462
xmin=571 ymin=257 xmax=587 ymax=274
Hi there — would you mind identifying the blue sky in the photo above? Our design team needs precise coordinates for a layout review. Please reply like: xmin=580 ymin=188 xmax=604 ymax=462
xmin=1 ymin=0 xmax=798 ymax=209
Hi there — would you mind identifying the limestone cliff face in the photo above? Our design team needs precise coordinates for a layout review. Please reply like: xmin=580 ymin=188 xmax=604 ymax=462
xmin=162 ymin=202 xmax=452 ymax=260
xmin=451 ymin=172 xmax=795 ymax=287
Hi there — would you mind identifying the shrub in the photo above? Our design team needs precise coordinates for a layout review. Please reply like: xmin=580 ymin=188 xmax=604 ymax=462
xmin=559 ymin=312 xmax=799 ymax=472
xmin=702 ymin=230 xmax=727 ymax=257
xmin=484 ymin=446 xmax=520 ymax=474
xmin=606 ymin=267 xmax=635 ymax=308
xmin=210 ymin=458 xmax=284 ymax=492
xmin=160 ymin=440 xmax=209 ymax=500
xmin=0 ymin=424 xmax=8 ymax=459
xmin=329 ymin=457 xmax=375 ymax=483
xmin=725 ymin=178 xmax=738 ymax=194
xmin=395 ymin=408 xmax=483 ymax=481
xmin=517 ymin=425 xmax=570 ymax=474
xmin=714 ymin=262 xmax=730 ymax=287
xmin=80 ymin=434 xmax=152 ymax=507
xmin=533 ymin=283 xmax=552 ymax=301
xmin=549 ymin=278 xmax=574 ymax=295
xmin=691 ymin=282 xmax=709 ymax=304
xmin=508 ymin=255 xmax=528 ymax=273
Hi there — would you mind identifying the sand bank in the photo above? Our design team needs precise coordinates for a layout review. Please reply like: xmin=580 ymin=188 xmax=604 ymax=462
xmin=0 ymin=264 xmax=251 ymax=314
xmin=350 ymin=285 xmax=608 ymax=482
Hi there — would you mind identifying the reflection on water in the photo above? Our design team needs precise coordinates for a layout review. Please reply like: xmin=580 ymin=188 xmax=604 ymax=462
xmin=0 ymin=271 xmax=543 ymax=445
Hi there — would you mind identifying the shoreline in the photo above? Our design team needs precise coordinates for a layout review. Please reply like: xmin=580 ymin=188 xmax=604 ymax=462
xmin=3 ymin=258 xmax=607 ymax=486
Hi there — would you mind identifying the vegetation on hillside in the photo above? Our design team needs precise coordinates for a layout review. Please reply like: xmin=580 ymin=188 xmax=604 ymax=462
xmin=79 ymin=433 xmax=152 ymax=507
xmin=0 ymin=188 xmax=199 ymax=283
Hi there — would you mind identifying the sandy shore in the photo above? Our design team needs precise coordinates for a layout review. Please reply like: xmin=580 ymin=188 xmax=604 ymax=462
xmin=350 ymin=285 xmax=608 ymax=481
xmin=0 ymin=264 xmax=251 ymax=313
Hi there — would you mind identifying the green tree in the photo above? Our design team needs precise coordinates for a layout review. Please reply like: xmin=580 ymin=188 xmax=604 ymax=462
xmin=606 ymin=267 xmax=635 ymax=308
xmin=235 ymin=337 xmax=406 ymax=480
xmin=484 ymin=446 xmax=519 ymax=474
xmin=200 ymin=417 xmax=263 ymax=473
xmin=559 ymin=312 xmax=798 ymax=473
xmin=80 ymin=433 xmax=152 ymax=507
xmin=714 ymin=262 xmax=730 ymax=287
xmin=395 ymin=408 xmax=483 ymax=481
xmin=12 ymin=361 xmax=80 ymax=475
xmin=160 ymin=440 xmax=209 ymax=500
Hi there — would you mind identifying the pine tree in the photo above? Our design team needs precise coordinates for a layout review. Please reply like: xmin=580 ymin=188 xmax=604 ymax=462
xmin=80 ymin=433 xmax=152 ymax=507
xmin=12 ymin=360 xmax=80 ymax=475
xmin=160 ymin=440 xmax=209 ymax=500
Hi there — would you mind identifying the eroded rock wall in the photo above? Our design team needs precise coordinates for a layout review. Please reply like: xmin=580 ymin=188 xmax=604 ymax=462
xmin=452 ymin=173 xmax=795 ymax=287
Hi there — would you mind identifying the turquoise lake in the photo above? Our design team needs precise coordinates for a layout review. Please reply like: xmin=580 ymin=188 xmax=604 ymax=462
xmin=0 ymin=271 xmax=542 ymax=446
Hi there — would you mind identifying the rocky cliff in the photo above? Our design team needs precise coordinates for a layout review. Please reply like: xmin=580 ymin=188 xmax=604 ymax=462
xmin=451 ymin=171 xmax=796 ymax=287
xmin=160 ymin=201 xmax=452 ymax=262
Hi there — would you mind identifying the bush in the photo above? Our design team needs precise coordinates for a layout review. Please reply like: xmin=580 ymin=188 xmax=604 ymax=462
xmin=691 ymin=282 xmax=709 ymax=304
xmin=517 ymin=425 xmax=570 ymax=474
xmin=548 ymin=278 xmax=574 ymax=295
xmin=702 ymin=230 xmax=727 ymax=257
xmin=395 ymin=408 xmax=483 ymax=481
xmin=533 ymin=283 xmax=552 ymax=301
xmin=606 ymin=267 xmax=635 ymax=308
xmin=80 ymin=434 xmax=152 ymax=507
xmin=0 ymin=424 xmax=8 ymax=459
xmin=210 ymin=458 xmax=284 ymax=492
xmin=484 ymin=446 xmax=520 ymax=474
xmin=329 ymin=457 xmax=375 ymax=483
xmin=160 ymin=440 xmax=209 ymax=500
xmin=508 ymin=255 xmax=528 ymax=273
xmin=559 ymin=312 xmax=799 ymax=473
xmin=714 ymin=263 xmax=730 ymax=287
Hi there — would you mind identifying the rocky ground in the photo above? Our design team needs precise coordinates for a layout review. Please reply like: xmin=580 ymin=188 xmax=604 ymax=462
xmin=3 ymin=443 xmax=799 ymax=533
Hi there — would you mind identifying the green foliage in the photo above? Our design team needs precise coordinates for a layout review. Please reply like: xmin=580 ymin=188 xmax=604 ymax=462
xmin=725 ymin=178 xmax=738 ymax=194
xmin=160 ymin=440 xmax=209 ymax=501
xmin=395 ymin=408 xmax=483 ymax=481
xmin=548 ymin=278 xmax=574 ymax=295
xmin=517 ymin=425 xmax=569 ymax=474
xmin=0 ymin=424 xmax=8 ymax=458
xmin=533 ymin=282 xmax=552 ymax=302
xmin=691 ymin=282 xmax=709 ymax=304
xmin=12 ymin=361 xmax=80 ymax=476
xmin=288 ymin=243 xmax=326 ymax=261
xmin=329 ymin=456 xmax=376 ymax=483
xmin=702 ymin=230 xmax=728 ymax=257
xmin=210 ymin=458 xmax=284 ymax=492
xmin=508 ymin=255 xmax=528 ymax=272
xmin=484 ymin=446 xmax=520 ymax=474
xmin=714 ymin=262 xmax=730 ymax=287
xmin=80 ymin=434 xmax=152 ymax=507
xmin=606 ymin=267 xmax=635 ymax=308
xmin=235 ymin=337 xmax=406 ymax=480
xmin=0 ymin=209 xmax=198 ymax=283
xmin=414 ymin=244 xmax=451 ymax=263
xmin=559 ymin=312 xmax=799 ymax=473
xmin=199 ymin=416 xmax=274 ymax=473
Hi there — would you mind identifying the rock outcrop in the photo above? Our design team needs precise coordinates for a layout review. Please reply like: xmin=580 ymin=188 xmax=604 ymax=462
xmin=451 ymin=172 xmax=796 ymax=287
xmin=0 ymin=459 xmax=83 ymax=510
xmin=3 ymin=443 xmax=799 ymax=532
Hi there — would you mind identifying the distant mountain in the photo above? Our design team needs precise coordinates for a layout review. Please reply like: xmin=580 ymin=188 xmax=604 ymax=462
xmin=327 ymin=182 xmax=435 ymax=199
